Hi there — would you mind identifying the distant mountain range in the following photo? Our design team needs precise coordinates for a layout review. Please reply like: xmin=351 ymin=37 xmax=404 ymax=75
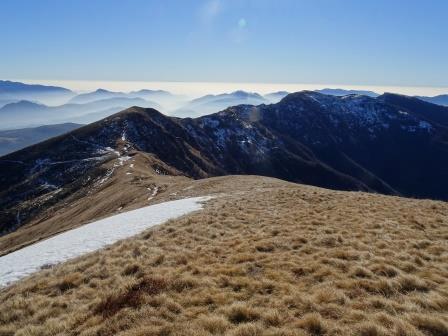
xmin=415 ymin=94 xmax=448 ymax=106
xmin=0 ymin=80 xmax=74 ymax=105
xmin=69 ymin=88 xmax=177 ymax=105
xmin=68 ymin=88 xmax=126 ymax=104
xmin=172 ymin=90 xmax=269 ymax=117
xmin=264 ymin=91 xmax=289 ymax=103
xmin=0 ymin=99 xmax=19 ymax=109
xmin=1 ymin=91 xmax=448 ymax=234
xmin=0 ymin=83 xmax=188 ymax=128
xmin=2 ymin=81 xmax=448 ymax=129
xmin=0 ymin=123 xmax=82 ymax=156
xmin=0 ymin=97 xmax=161 ymax=129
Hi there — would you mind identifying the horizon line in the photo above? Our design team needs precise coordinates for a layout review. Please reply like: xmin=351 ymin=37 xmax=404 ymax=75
xmin=9 ymin=78 xmax=448 ymax=98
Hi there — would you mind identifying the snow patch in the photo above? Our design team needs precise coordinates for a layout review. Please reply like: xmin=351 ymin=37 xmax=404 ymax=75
xmin=419 ymin=120 xmax=432 ymax=131
xmin=105 ymin=147 xmax=120 ymax=157
xmin=114 ymin=156 xmax=131 ymax=167
xmin=147 ymin=186 xmax=159 ymax=200
xmin=0 ymin=196 xmax=211 ymax=287
xmin=97 ymin=167 xmax=115 ymax=185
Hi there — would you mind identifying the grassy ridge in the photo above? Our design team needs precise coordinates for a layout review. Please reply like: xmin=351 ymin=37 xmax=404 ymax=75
xmin=0 ymin=176 xmax=447 ymax=335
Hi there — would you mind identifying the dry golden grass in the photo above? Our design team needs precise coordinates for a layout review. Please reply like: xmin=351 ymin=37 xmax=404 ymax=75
xmin=0 ymin=176 xmax=447 ymax=336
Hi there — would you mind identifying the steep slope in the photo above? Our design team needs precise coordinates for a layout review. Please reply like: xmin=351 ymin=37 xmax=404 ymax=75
xmin=1 ymin=105 xmax=262 ymax=239
xmin=0 ymin=105 xmax=370 ymax=237
xmin=183 ymin=106 xmax=373 ymax=192
xmin=1 ymin=176 xmax=447 ymax=336
xmin=188 ymin=91 xmax=448 ymax=199
xmin=0 ymin=148 xmax=189 ymax=255
xmin=1 ymin=92 xmax=448 ymax=238
xmin=250 ymin=92 xmax=448 ymax=200
xmin=0 ymin=123 xmax=82 ymax=156
xmin=380 ymin=92 xmax=448 ymax=128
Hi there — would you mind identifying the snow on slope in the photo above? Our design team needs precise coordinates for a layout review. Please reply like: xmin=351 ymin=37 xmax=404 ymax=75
xmin=0 ymin=196 xmax=211 ymax=287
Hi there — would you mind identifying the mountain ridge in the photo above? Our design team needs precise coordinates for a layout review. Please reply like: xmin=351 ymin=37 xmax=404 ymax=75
xmin=1 ymin=91 xmax=448 ymax=237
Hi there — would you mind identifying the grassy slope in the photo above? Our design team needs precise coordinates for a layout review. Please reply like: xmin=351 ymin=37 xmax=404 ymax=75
xmin=0 ymin=176 xmax=447 ymax=336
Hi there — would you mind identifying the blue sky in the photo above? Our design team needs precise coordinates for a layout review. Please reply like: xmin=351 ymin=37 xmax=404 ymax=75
xmin=1 ymin=0 xmax=447 ymax=88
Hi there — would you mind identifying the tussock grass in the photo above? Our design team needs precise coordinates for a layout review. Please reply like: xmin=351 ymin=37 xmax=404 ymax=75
xmin=0 ymin=176 xmax=447 ymax=336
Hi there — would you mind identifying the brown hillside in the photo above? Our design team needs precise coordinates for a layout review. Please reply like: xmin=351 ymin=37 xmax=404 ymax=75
xmin=1 ymin=176 xmax=447 ymax=336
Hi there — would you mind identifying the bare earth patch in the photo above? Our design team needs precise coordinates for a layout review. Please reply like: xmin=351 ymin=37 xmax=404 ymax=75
xmin=0 ymin=176 xmax=447 ymax=336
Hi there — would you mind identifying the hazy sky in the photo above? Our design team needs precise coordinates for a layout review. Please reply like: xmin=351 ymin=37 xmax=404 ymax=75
xmin=1 ymin=0 xmax=447 ymax=89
